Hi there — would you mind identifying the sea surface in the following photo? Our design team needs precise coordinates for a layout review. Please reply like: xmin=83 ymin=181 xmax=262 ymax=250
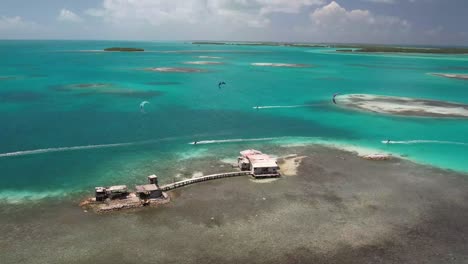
xmin=1 ymin=40 xmax=468 ymax=203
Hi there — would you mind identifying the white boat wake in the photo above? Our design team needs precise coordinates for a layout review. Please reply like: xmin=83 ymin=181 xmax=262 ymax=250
xmin=189 ymin=137 xmax=280 ymax=145
xmin=0 ymin=138 xmax=175 ymax=158
xmin=381 ymin=140 xmax=468 ymax=146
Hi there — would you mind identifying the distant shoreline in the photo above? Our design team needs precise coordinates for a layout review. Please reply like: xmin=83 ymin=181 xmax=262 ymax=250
xmin=192 ymin=41 xmax=468 ymax=54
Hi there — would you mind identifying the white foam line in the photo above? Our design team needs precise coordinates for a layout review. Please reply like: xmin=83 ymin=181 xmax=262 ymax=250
xmin=0 ymin=138 xmax=176 ymax=158
xmin=382 ymin=140 xmax=468 ymax=146
xmin=189 ymin=137 xmax=280 ymax=145
xmin=253 ymin=104 xmax=317 ymax=109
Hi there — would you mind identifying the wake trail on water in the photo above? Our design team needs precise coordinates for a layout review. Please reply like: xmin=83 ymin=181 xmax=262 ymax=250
xmin=252 ymin=104 xmax=318 ymax=109
xmin=189 ymin=137 xmax=281 ymax=145
xmin=0 ymin=138 xmax=177 ymax=158
xmin=382 ymin=140 xmax=468 ymax=146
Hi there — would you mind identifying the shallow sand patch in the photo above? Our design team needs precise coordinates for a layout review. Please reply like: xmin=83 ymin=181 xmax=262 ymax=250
xmin=278 ymin=155 xmax=308 ymax=176
xmin=145 ymin=67 xmax=206 ymax=73
xmin=336 ymin=94 xmax=468 ymax=118
xmin=50 ymin=83 xmax=111 ymax=92
xmin=249 ymin=177 xmax=279 ymax=183
xmin=430 ymin=73 xmax=468 ymax=80
xmin=51 ymin=83 xmax=163 ymax=98
xmin=72 ymin=83 xmax=110 ymax=88
xmin=192 ymin=171 xmax=204 ymax=178
xmin=251 ymin=62 xmax=311 ymax=68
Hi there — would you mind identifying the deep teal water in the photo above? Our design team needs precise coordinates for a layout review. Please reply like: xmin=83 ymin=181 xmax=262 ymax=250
xmin=1 ymin=40 xmax=468 ymax=202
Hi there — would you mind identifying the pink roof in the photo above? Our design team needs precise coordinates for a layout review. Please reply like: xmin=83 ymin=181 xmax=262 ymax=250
xmin=240 ymin=149 xmax=263 ymax=157
xmin=240 ymin=149 xmax=277 ymax=166
xmin=246 ymin=154 xmax=271 ymax=161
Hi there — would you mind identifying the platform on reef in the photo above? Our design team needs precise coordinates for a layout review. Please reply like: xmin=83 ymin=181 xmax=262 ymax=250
xmin=80 ymin=192 xmax=170 ymax=213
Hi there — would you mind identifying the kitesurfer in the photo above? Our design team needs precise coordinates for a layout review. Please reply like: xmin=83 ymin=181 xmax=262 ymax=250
xmin=218 ymin=81 xmax=226 ymax=89
xmin=140 ymin=101 xmax=150 ymax=113
xmin=332 ymin=93 xmax=340 ymax=104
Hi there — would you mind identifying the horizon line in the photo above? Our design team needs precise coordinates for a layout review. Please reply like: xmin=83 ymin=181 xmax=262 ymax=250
xmin=0 ymin=39 xmax=467 ymax=48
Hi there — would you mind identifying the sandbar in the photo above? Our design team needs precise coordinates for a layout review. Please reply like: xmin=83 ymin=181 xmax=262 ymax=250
xmin=251 ymin=63 xmax=311 ymax=68
xmin=336 ymin=94 xmax=468 ymax=118
xmin=430 ymin=73 xmax=468 ymax=80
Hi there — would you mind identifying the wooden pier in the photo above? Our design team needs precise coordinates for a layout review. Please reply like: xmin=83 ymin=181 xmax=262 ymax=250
xmin=160 ymin=171 xmax=251 ymax=191
xmin=80 ymin=171 xmax=279 ymax=213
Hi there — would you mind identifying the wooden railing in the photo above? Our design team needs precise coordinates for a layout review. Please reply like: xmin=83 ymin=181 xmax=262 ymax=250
xmin=160 ymin=171 xmax=251 ymax=191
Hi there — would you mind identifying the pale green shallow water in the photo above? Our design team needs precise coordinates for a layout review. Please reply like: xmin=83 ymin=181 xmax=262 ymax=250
xmin=1 ymin=40 xmax=468 ymax=203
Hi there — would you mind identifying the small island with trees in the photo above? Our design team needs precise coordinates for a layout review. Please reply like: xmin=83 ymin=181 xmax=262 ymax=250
xmin=191 ymin=41 xmax=468 ymax=54
xmin=104 ymin=47 xmax=144 ymax=52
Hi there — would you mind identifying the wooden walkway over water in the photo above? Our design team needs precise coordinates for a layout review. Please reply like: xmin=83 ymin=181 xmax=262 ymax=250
xmin=160 ymin=171 xmax=251 ymax=191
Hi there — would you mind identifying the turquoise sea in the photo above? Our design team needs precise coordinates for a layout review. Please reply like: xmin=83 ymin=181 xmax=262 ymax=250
xmin=1 ymin=40 xmax=468 ymax=203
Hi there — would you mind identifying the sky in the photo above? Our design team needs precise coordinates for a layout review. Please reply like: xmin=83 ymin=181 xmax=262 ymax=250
xmin=0 ymin=0 xmax=467 ymax=45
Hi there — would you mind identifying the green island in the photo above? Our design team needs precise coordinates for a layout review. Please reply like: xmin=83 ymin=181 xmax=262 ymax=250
xmin=192 ymin=41 xmax=468 ymax=54
xmin=104 ymin=47 xmax=144 ymax=52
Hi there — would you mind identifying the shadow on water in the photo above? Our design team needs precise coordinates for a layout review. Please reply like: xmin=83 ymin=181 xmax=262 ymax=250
xmin=49 ymin=83 xmax=164 ymax=99
xmin=76 ymin=89 xmax=164 ymax=99
xmin=0 ymin=91 xmax=45 ymax=103
xmin=0 ymin=76 xmax=19 ymax=81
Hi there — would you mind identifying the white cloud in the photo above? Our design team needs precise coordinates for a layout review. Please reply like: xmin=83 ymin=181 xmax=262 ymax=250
xmin=425 ymin=26 xmax=443 ymax=36
xmin=256 ymin=0 xmax=325 ymax=14
xmin=0 ymin=16 xmax=48 ymax=39
xmin=84 ymin=8 xmax=106 ymax=17
xmin=57 ymin=9 xmax=83 ymax=23
xmin=363 ymin=0 xmax=396 ymax=4
xmin=304 ymin=1 xmax=410 ymax=43
xmin=85 ymin=0 xmax=324 ymax=28
xmin=0 ymin=16 xmax=37 ymax=30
